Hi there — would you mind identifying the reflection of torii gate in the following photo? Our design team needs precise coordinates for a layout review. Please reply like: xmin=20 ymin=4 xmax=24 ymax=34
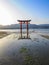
xmin=18 ymin=20 xmax=31 ymax=39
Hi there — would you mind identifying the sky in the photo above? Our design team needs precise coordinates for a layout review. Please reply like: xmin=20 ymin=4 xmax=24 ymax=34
xmin=0 ymin=0 xmax=49 ymax=25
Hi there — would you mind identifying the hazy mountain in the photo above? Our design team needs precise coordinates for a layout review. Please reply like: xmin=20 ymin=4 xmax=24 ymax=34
xmin=38 ymin=24 xmax=49 ymax=29
xmin=0 ymin=24 xmax=49 ymax=29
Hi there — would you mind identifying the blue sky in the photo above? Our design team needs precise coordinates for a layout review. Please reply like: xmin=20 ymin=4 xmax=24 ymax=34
xmin=11 ymin=0 xmax=49 ymax=18
xmin=0 ymin=0 xmax=49 ymax=25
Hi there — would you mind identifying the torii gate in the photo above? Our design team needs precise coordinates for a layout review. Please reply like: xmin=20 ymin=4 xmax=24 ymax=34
xmin=18 ymin=20 xmax=31 ymax=39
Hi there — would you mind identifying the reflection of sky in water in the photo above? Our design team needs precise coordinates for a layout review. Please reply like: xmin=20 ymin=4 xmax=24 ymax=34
xmin=0 ymin=30 xmax=49 ymax=65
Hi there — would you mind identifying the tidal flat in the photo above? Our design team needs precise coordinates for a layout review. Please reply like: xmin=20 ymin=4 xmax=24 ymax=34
xmin=0 ymin=31 xmax=10 ymax=39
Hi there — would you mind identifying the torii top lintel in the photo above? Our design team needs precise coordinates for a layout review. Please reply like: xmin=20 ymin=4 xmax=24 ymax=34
xmin=17 ymin=20 xmax=31 ymax=23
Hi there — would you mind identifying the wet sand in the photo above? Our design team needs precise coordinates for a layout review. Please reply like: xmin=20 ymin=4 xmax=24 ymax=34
xmin=41 ymin=35 xmax=49 ymax=39
xmin=0 ymin=31 xmax=10 ymax=39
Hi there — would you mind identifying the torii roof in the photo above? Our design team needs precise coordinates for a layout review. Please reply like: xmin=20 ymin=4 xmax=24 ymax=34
xmin=17 ymin=20 xmax=31 ymax=22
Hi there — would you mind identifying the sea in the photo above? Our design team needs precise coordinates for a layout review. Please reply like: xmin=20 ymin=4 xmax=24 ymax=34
xmin=0 ymin=29 xmax=49 ymax=33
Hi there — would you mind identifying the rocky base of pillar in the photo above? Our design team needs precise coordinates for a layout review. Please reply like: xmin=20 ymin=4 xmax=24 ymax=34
xmin=18 ymin=36 xmax=31 ymax=40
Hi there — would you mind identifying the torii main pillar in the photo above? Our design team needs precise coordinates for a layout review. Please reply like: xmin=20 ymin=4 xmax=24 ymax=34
xmin=18 ymin=20 xmax=31 ymax=39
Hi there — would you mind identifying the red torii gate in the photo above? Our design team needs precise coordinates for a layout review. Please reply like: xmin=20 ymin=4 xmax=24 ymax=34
xmin=18 ymin=20 xmax=31 ymax=39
